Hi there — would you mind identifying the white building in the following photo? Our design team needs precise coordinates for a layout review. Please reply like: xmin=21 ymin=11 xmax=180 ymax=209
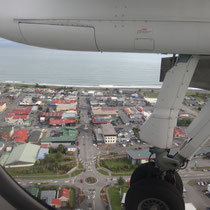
xmin=101 ymin=124 xmax=117 ymax=144
xmin=20 ymin=96 xmax=33 ymax=105
xmin=144 ymin=97 xmax=157 ymax=105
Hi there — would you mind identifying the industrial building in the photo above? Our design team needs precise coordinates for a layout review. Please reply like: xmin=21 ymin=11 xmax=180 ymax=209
xmin=1 ymin=143 xmax=40 ymax=167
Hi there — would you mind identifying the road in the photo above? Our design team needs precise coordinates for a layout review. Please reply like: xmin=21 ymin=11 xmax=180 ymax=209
xmin=76 ymin=96 xmax=108 ymax=210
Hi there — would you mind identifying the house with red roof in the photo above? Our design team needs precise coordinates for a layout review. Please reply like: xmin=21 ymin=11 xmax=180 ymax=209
xmin=5 ymin=106 xmax=30 ymax=126
xmin=51 ymin=198 xmax=62 ymax=208
xmin=174 ymin=128 xmax=186 ymax=138
xmin=40 ymin=143 xmax=50 ymax=149
xmin=58 ymin=188 xmax=70 ymax=202
xmin=13 ymin=129 xmax=29 ymax=143
xmin=49 ymin=119 xmax=76 ymax=126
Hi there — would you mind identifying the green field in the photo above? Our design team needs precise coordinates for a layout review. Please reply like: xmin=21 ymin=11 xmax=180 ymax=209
xmin=78 ymin=162 xmax=84 ymax=169
xmin=143 ymin=91 xmax=159 ymax=98
xmin=98 ymin=169 xmax=109 ymax=176
xmin=108 ymin=185 xmax=129 ymax=210
xmin=71 ymin=169 xmax=82 ymax=177
xmin=111 ymin=172 xmax=133 ymax=176
xmin=69 ymin=188 xmax=76 ymax=208
xmin=100 ymin=158 xmax=137 ymax=173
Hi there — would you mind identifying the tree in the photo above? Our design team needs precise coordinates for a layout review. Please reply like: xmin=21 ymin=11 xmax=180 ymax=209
xmin=55 ymin=151 xmax=62 ymax=159
xmin=57 ymin=144 xmax=65 ymax=154
xmin=35 ymin=83 xmax=39 ymax=88
xmin=32 ymin=97 xmax=37 ymax=103
xmin=117 ymin=177 xmax=125 ymax=186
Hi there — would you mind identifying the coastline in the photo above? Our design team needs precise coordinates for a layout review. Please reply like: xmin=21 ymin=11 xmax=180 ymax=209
xmin=1 ymin=80 xmax=205 ymax=93
xmin=2 ymin=80 xmax=162 ymax=90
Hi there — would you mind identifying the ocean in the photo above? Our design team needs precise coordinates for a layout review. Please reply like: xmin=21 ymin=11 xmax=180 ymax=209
xmin=0 ymin=38 xmax=164 ymax=88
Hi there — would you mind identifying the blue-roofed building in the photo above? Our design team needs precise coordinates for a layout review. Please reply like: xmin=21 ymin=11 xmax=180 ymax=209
xmin=36 ymin=148 xmax=49 ymax=160
xmin=0 ymin=141 xmax=4 ymax=151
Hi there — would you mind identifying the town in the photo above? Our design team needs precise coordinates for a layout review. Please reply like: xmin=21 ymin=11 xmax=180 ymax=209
xmin=0 ymin=83 xmax=209 ymax=210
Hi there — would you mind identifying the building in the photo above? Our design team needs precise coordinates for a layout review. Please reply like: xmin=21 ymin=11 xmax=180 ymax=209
xmin=101 ymin=124 xmax=117 ymax=144
xmin=12 ymin=129 xmax=29 ymax=143
xmin=40 ymin=191 xmax=56 ymax=205
xmin=36 ymin=148 xmax=49 ymax=160
xmin=0 ymin=127 xmax=14 ymax=140
xmin=127 ymin=147 xmax=210 ymax=165
xmin=5 ymin=106 xmax=31 ymax=126
xmin=56 ymin=103 xmax=77 ymax=112
xmin=42 ymin=127 xmax=78 ymax=144
xmin=62 ymin=111 xmax=77 ymax=119
xmin=0 ymin=141 xmax=4 ymax=151
xmin=144 ymin=97 xmax=157 ymax=105
xmin=20 ymin=96 xmax=33 ymax=105
xmin=94 ymin=128 xmax=104 ymax=144
xmin=58 ymin=188 xmax=70 ymax=202
xmin=92 ymin=107 xmax=118 ymax=117
xmin=26 ymin=186 xmax=39 ymax=197
xmin=2 ymin=143 xmax=40 ymax=167
xmin=119 ymin=113 xmax=130 ymax=125
xmin=0 ymin=102 xmax=7 ymax=112
xmin=51 ymin=198 xmax=62 ymax=208
xmin=49 ymin=119 xmax=76 ymax=126
xmin=51 ymin=99 xmax=76 ymax=104
xmin=39 ymin=112 xmax=62 ymax=124
xmin=92 ymin=117 xmax=110 ymax=124
xmin=174 ymin=127 xmax=186 ymax=138
xmin=40 ymin=112 xmax=62 ymax=118
xmin=127 ymin=150 xmax=152 ymax=165
xmin=66 ymin=145 xmax=78 ymax=152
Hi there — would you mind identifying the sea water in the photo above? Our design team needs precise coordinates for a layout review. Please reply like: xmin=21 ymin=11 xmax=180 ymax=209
xmin=0 ymin=38 xmax=164 ymax=88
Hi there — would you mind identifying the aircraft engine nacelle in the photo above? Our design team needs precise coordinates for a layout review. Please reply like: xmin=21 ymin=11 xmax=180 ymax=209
xmin=1 ymin=0 xmax=210 ymax=54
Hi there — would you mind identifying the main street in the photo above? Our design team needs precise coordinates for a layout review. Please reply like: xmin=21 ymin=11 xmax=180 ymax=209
xmin=76 ymin=95 xmax=108 ymax=210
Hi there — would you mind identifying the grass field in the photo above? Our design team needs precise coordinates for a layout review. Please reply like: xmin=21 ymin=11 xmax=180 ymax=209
xmin=98 ymin=169 xmax=109 ymax=176
xmin=78 ymin=162 xmax=84 ymax=169
xmin=69 ymin=188 xmax=75 ymax=208
xmin=100 ymin=158 xmax=136 ymax=173
xmin=111 ymin=172 xmax=133 ymax=176
xmin=71 ymin=169 xmax=82 ymax=177
xmin=143 ymin=91 xmax=159 ymax=98
xmin=108 ymin=185 xmax=129 ymax=210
